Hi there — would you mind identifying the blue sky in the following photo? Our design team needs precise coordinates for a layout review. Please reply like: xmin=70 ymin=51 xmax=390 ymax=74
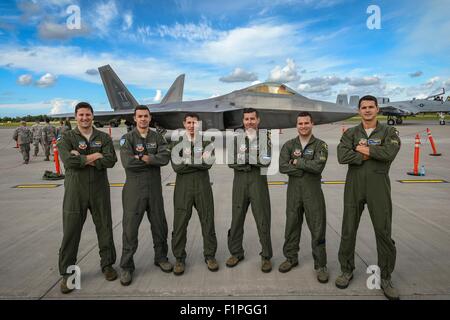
xmin=0 ymin=0 xmax=449 ymax=116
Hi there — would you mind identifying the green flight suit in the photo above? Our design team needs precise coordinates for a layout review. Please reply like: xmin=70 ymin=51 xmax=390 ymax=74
xmin=170 ymin=135 xmax=217 ymax=262
xmin=119 ymin=128 xmax=171 ymax=271
xmin=337 ymin=121 xmax=401 ymax=280
xmin=57 ymin=127 xmax=118 ymax=275
xmin=279 ymin=135 xmax=328 ymax=268
xmin=228 ymin=130 xmax=273 ymax=260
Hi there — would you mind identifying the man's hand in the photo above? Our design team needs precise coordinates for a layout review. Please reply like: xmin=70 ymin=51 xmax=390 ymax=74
xmin=86 ymin=152 xmax=103 ymax=165
xmin=70 ymin=150 xmax=80 ymax=156
xmin=141 ymin=155 xmax=151 ymax=164
xmin=355 ymin=145 xmax=370 ymax=159
xmin=290 ymin=159 xmax=298 ymax=165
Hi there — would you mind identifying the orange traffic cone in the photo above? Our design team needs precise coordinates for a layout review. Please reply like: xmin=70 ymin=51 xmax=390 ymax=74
xmin=52 ymin=138 xmax=61 ymax=175
xmin=426 ymin=128 xmax=441 ymax=156
xmin=407 ymin=134 xmax=421 ymax=176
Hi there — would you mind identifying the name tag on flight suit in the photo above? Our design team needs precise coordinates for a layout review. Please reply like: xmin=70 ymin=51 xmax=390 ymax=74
xmin=367 ymin=139 xmax=381 ymax=145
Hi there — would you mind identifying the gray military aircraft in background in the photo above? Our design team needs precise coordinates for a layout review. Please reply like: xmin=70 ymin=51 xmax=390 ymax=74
xmin=337 ymin=89 xmax=450 ymax=125
xmin=51 ymin=64 xmax=355 ymax=130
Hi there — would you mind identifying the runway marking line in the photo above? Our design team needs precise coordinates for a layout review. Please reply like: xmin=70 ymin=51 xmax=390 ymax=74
xmin=13 ymin=184 xmax=61 ymax=188
xmin=397 ymin=179 xmax=448 ymax=183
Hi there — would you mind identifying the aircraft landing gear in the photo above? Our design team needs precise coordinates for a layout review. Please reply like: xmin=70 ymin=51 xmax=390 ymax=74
xmin=395 ymin=117 xmax=403 ymax=125
xmin=94 ymin=121 xmax=104 ymax=128
xmin=387 ymin=116 xmax=395 ymax=125
xmin=438 ymin=112 xmax=446 ymax=125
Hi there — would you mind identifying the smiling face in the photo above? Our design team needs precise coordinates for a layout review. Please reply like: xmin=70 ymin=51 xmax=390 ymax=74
xmin=358 ymin=100 xmax=379 ymax=122
xmin=296 ymin=115 xmax=313 ymax=137
xmin=183 ymin=116 xmax=199 ymax=137
xmin=134 ymin=109 xmax=151 ymax=130
xmin=75 ymin=107 xmax=93 ymax=129
xmin=243 ymin=111 xmax=260 ymax=130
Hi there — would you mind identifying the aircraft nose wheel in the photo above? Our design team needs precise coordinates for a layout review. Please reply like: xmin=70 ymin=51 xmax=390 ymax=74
xmin=395 ymin=118 xmax=403 ymax=125
xmin=440 ymin=120 xmax=446 ymax=125
xmin=387 ymin=119 xmax=395 ymax=125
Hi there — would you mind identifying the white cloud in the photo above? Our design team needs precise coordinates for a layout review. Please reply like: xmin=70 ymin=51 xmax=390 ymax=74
xmin=267 ymin=58 xmax=300 ymax=83
xmin=409 ymin=71 xmax=423 ymax=78
xmin=298 ymin=83 xmax=331 ymax=94
xmin=348 ymin=76 xmax=380 ymax=87
xmin=36 ymin=73 xmax=57 ymax=87
xmin=17 ymin=74 xmax=33 ymax=86
xmin=38 ymin=21 xmax=90 ymax=40
xmin=0 ymin=45 xmax=181 ymax=89
xmin=155 ymin=21 xmax=220 ymax=42
xmin=424 ymin=76 xmax=440 ymax=88
xmin=220 ymin=68 xmax=258 ymax=82
xmin=49 ymin=98 xmax=79 ymax=114
xmin=92 ymin=0 xmax=118 ymax=36
xmin=85 ymin=68 xmax=99 ymax=76
xmin=153 ymin=90 xmax=162 ymax=102
xmin=122 ymin=12 xmax=133 ymax=31
xmin=185 ymin=22 xmax=303 ymax=65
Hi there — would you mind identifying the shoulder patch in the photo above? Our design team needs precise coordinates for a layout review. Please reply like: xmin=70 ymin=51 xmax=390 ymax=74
xmin=119 ymin=136 xmax=126 ymax=147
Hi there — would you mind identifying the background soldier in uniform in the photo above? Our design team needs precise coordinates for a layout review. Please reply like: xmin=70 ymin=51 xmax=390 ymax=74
xmin=336 ymin=95 xmax=401 ymax=300
xmin=279 ymin=112 xmax=329 ymax=283
xmin=13 ymin=120 xmax=32 ymax=164
xmin=57 ymin=102 xmax=118 ymax=294
xmin=170 ymin=113 xmax=218 ymax=275
xmin=226 ymin=108 xmax=273 ymax=273
xmin=119 ymin=105 xmax=173 ymax=286
xmin=56 ymin=119 xmax=70 ymax=138
xmin=42 ymin=118 xmax=56 ymax=161
xmin=31 ymin=120 xmax=43 ymax=157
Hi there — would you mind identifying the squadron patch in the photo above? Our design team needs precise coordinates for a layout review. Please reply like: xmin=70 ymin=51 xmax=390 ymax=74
xmin=90 ymin=140 xmax=102 ymax=148
xmin=367 ymin=138 xmax=381 ymax=146
xmin=135 ymin=143 xmax=145 ymax=153
xmin=119 ymin=138 xmax=126 ymax=146
xmin=146 ymin=142 xmax=157 ymax=149
xmin=293 ymin=149 xmax=301 ymax=157
xmin=78 ymin=141 xmax=87 ymax=150
xmin=322 ymin=143 xmax=328 ymax=151
xmin=304 ymin=149 xmax=314 ymax=156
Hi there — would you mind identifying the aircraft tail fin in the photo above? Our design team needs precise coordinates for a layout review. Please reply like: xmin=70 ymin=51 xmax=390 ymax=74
xmin=349 ymin=95 xmax=360 ymax=107
xmin=336 ymin=94 xmax=348 ymax=106
xmin=98 ymin=64 xmax=139 ymax=111
xmin=161 ymin=74 xmax=185 ymax=104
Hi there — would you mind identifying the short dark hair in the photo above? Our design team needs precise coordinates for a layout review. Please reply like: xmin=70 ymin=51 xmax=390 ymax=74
xmin=297 ymin=111 xmax=314 ymax=123
xmin=243 ymin=108 xmax=259 ymax=118
xmin=183 ymin=112 xmax=200 ymax=121
xmin=358 ymin=95 xmax=378 ymax=109
xmin=75 ymin=102 xmax=94 ymax=115
xmin=133 ymin=105 xmax=150 ymax=116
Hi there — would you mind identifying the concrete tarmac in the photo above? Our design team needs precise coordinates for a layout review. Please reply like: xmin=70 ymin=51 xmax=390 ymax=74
xmin=0 ymin=120 xmax=449 ymax=299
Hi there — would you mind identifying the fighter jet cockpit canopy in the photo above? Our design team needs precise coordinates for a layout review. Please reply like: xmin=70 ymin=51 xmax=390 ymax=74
xmin=245 ymin=83 xmax=298 ymax=96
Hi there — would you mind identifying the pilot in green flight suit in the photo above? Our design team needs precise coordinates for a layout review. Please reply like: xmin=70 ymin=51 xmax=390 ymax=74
xmin=226 ymin=108 xmax=273 ymax=273
xmin=119 ymin=105 xmax=173 ymax=286
xmin=278 ymin=111 xmax=329 ymax=283
xmin=170 ymin=113 xmax=218 ymax=275
xmin=335 ymin=95 xmax=401 ymax=300
xmin=57 ymin=102 xmax=118 ymax=294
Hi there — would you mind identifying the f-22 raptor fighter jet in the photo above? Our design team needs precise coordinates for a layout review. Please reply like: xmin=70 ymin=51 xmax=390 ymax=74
xmin=52 ymin=64 xmax=356 ymax=130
